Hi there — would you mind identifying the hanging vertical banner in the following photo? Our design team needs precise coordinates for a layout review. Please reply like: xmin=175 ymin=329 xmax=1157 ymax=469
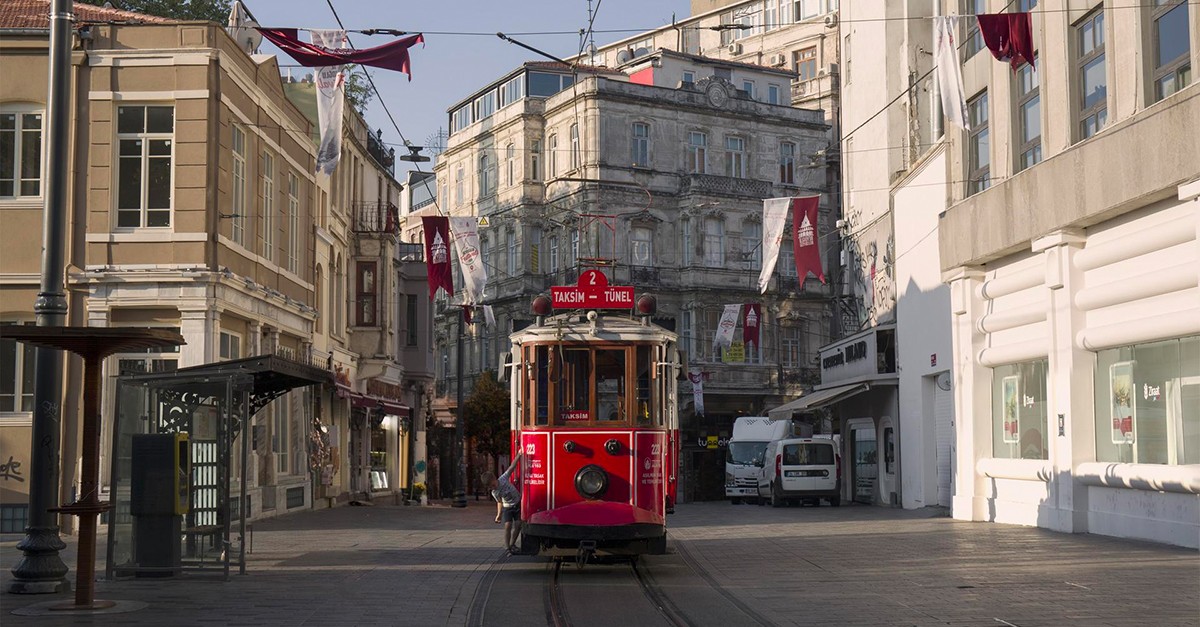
xmin=421 ymin=216 xmax=453 ymax=299
xmin=481 ymin=304 xmax=496 ymax=328
xmin=449 ymin=216 xmax=488 ymax=305
xmin=758 ymin=197 xmax=791 ymax=293
xmin=310 ymin=29 xmax=347 ymax=174
xmin=934 ymin=16 xmax=970 ymax=130
xmin=742 ymin=303 xmax=761 ymax=350
xmin=791 ymin=196 xmax=825 ymax=285
xmin=712 ymin=304 xmax=742 ymax=354
xmin=688 ymin=368 xmax=705 ymax=417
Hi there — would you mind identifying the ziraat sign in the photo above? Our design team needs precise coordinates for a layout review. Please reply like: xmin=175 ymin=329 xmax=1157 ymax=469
xmin=551 ymin=270 xmax=635 ymax=309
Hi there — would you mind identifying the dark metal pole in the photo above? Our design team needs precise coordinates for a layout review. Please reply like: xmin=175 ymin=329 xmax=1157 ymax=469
xmin=452 ymin=310 xmax=467 ymax=508
xmin=9 ymin=0 xmax=73 ymax=594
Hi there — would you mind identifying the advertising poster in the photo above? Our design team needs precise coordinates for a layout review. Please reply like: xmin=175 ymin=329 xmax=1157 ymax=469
xmin=1002 ymin=375 xmax=1020 ymax=445
xmin=1110 ymin=361 xmax=1135 ymax=444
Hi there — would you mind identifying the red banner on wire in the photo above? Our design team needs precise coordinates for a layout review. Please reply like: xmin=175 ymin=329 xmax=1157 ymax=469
xmin=257 ymin=28 xmax=424 ymax=79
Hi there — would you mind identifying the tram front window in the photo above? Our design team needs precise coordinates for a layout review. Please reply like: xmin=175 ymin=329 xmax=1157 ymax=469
xmin=556 ymin=348 xmax=591 ymax=423
xmin=596 ymin=349 xmax=626 ymax=422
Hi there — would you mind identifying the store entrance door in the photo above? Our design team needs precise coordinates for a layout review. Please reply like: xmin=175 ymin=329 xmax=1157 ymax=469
xmin=852 ymin=426 xmax=877 ymax=504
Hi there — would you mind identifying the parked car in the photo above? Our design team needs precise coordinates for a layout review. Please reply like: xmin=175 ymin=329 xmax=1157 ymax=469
xmin=756 ymin=437 xmax=841 ymax=507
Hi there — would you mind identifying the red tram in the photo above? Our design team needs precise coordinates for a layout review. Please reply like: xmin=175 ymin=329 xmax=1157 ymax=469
xmin=508 ymin=272 xmax=680 ymax=558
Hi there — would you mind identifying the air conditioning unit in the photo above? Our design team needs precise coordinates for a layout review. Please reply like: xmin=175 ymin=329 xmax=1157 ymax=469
xmin=818 ymin=63 xmax=838 ymax=77
xmin=824 ymin=12 xmax=839 ymax=28
xmin=727 ymin=42 xmax=743 ymax=55
xmin=768 ymin=53 xmax=786 ymax=67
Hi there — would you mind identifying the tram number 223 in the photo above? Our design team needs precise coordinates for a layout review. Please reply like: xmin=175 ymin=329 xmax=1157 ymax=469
xmin=525 ymin=443 xmax=536 ymax=455
xmin=650 ymin=444 xmax=661 ymax=455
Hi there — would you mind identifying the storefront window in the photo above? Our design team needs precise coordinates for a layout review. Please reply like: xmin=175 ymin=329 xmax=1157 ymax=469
xmin=1094 ymin=336 xmax=1200 ymax=465
xmin=370 ymin=416 xmax=389 ymax=490
xmin=991 ymin=358 xmax=1049 ymax=459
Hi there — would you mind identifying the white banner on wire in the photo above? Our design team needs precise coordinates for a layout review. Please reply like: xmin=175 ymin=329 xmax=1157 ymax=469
xmin=449 ymin=217 xmax=488 ymax=305
xmin=758 ymin=197 xmax=791 ymax=293
xmin=712 ymin=304 xmax=742 ymax=353
xmin=688 ymin=368 xmax=705 ymax=417
xmin=934 ymin=16 xmax=970 ymax=130
xmin=310 ymin=29 xmax=348 ymax=174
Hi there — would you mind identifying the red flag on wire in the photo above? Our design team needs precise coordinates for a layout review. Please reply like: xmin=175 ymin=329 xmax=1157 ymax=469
xmin=791 ymin=196 xmax=825 ymax=285
xmin=976 ymin=13 xmax=1035 ymax=71
xmin=257 ymin=28 xmax=424 ymax=79
xmin=742 ymin=303 xmax=761 ymax=351
xmin=421 ymin=216 xmax=453 ymax=300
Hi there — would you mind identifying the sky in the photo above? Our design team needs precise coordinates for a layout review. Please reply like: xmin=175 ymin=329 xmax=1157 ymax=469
xmin=248 ymin=0 xmax=692 ymax=176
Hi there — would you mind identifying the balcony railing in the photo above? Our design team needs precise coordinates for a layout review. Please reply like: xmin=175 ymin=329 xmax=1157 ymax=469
xmin=683 ymin=173 xmax=773 ymax=198
xmin=366 ymin=130 xmax=395 ymax=175
xmin=353 ymin=201 xmax=399 ymax=235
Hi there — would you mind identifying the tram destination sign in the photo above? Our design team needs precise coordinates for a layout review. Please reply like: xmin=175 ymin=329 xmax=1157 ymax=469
xmin=551 ymin=269 xmax=635 ymax=309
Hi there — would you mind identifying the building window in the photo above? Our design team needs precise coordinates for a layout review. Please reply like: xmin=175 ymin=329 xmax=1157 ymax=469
xmin=631 ymin=226 xmax=653 ymax=266
xmin=1077 ymin=9 xmax=1107 ymax=140
xmin=569 ymin=124 xmax=580 ymax=171
xmin=479 ymin=153 xmax=493 ymax=198
xmin=781 ymin=325 xmax=803 ymax=368
xmin=1018 ymin=0 xmax=1037 ymax=10
xmin=767 ymin=84 xmax=781 ymax=105
xmin=473 ymin=90 xmax=496 ymax=121
xmin=992 ymin=358 xmax=1049 ymax=460
xmin=681 ymin=217 xmax=693 ymax=266
xmin=883 ymin=427 xmax=895 ymax=474
xmin=725 ymin=136 xmax=746 ymax=178
xmin=451 ymin=104 xmax=472 ymax=133
xmin=0 ymin=505 xmax=28 ymax=534
xmin=454 ymin=165 xmax=464 ymax=205
xmin=548 ymin=236 xmax=559 ymax=272
xmin=505 ymin=143 xmax=515 ymax=186
xmin=967 ymin=91 xmax=990 ymax=195
xmin=548 ymin=134 xmax=558 ymax=177
xmin=962 ymin=0 xmax=986 ymax=60
xmin=357 ymin=261 xmax=377 ymax=327
xmin=1016 ymin=62 xmax=1042 ymax=171
xmin=1094 ymin=336 xmax=1199 ymax=465
xmin=0 ymin=108 xmax=42 ymax=198
xmin=229 ymin=126 xmax=246 ymax=244
xmin=682 ymin=70 xmax=695 ymax=84
xmin=527 ymin=72 xmax=574 ymax=97
xmin=499 ymin=74 xmax=524 ymax=108
xmin=794 ymin=0 xmax=823 ymax=21
xmin=1151 ymin=0 xmax=1191 ymax=102
xmin=779 ymin=141 xmax=796 ymax=184
xmin=0 ymin=321 xmax=35 ymax=412
xmin=687 ymin=131 xmax=707 ymax=174
xmin=273 ymin=394 xmax=290 ymax=474
xmin=703 ymin=218 xmax=725 ymax=268
xmin=743 ymin=221 xmax=762 ymax=270
xmin=680 ymin=309 xmax=697 ymax=363
xmin=570 ymin=230 xmax=579 ymax=266
xmin=843 ymin=34 xmax=851 ymax=83
xmin=742 ymin=80 xmax=755 ymax=99
xmin=117 ymin=105 xmax=173 ymax=228
xmin=287 ymin=172 xmax=299 ymax=273
xmin=795 ymin=47 xmax=817 ymax=82
xmin=530 ymin=140 xmax=542 ymax=181
xmin=219 ymin=331 xmax=242 ymax=360
xmin=406 ymin=295 xmax=419 ymax=347
xmin=507 ymin=230 xmax=518 ymax=275
xmin=779 ymin=240 xmax=797 ymax=278
xmin=631 ymin=122 xmax=649 ymax=167
xmin=261 ymin=152 xmax=275 ymax=260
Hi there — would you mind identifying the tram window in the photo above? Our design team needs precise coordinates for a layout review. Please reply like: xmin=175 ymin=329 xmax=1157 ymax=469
xmin=534 ymin=345 xmax=549 ymax=426
xmin=556 ymin=348 xmax=591 ymax=424
xmin=636 ymin=345 xmax=652 ymax=425
xmin=596 ymin=349 xmax=627 ymax=422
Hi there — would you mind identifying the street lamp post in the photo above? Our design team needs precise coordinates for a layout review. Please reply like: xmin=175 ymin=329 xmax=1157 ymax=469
xmin=8 ymin=0 xmax=74 ymax=594
xmin=452 ymin=308 xmax=467 ymax=508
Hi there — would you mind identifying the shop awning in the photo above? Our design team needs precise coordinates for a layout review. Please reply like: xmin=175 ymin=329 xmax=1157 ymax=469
xmin=767 ymin=383 xmax=871 ymax=421
xmin=349 ymin=393 xmax=409 ymax=415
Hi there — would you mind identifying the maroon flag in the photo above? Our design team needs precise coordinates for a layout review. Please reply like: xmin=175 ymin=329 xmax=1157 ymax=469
xmin=976 ymin=13 xmax=1035 ymax=71
xmin=462 ymin=306 xmax=472 ymax=325
xmin=791 ymin=196 xmax=825 ymax=285
xmin=422 ymin=216 xmax=453 ymax=299
xmin=742 ymin=303 xmax=761 ymax=350
xmin=258 ymin=29 xmax=424 ymax=80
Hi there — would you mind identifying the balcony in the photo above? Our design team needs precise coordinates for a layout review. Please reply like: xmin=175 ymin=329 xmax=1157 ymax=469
xmin=353 ymin=201 xmax=399 ymax=235
xmin=366 ymin=130 xmax=395 ymax=176
xmin=683 ymin=173 xmax=773 ymax=199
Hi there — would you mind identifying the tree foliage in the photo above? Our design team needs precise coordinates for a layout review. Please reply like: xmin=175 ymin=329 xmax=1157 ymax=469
xmin=82 ymin=0 xmax=232 ymax=22
xmin=344 ymin=68 xmax=375 ymax=114
xmin=464 ymin=370 xmax=511 ymax=470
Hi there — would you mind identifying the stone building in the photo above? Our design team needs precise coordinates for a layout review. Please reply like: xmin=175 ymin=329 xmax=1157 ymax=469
xmin=406 ymin=53 xmax=829 ymax=501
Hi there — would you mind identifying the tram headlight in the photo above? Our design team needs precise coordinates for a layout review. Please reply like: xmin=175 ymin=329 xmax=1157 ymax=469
xmin=574 ymin=464 xmax=609 ymax=500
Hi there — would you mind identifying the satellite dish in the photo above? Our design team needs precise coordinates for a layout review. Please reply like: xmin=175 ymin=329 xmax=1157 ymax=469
xmin=616 ymin=49 xmax=633 ymax=64
xmin=226 ymin=1 xmax=261 ymax=54
xmin=936 ymin=372 xmax=952 ymax=391
xmin=633 ymin=47 xmax=649 ymax=58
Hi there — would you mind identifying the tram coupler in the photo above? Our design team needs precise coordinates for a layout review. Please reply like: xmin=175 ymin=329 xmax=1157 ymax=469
xmin=576 ymin=540 xmax=597 ymax=569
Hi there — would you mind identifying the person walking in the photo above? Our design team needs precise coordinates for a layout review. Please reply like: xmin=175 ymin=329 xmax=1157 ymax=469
xmin=488 ymin=452 xmax=523 ymax=554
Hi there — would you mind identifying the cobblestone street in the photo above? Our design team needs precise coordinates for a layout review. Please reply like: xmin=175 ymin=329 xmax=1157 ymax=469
xmin=3 ymin=501 xmax=1197 ymax=626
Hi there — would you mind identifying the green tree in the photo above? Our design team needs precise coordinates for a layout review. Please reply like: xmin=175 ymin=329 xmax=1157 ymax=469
xmin=81 ymin=0 xmax=232 ymax=22
xmin=464 ymin=370 xmax=511 ymax=475
xmin=344 ymin=68 xmax=375 ymax=114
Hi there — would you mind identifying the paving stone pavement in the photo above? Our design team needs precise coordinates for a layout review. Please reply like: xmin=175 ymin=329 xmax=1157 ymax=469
xmin=0 ymin=500 xmax=1196 ymax=626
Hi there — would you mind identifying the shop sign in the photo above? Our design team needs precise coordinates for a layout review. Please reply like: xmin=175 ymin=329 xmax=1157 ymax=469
xmin=819 ymin=328 xmax=882 ymax=384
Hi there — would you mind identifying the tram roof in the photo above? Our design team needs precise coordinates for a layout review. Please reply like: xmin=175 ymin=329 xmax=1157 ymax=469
xmin=512 ymin=312 xmax=677 ymax=344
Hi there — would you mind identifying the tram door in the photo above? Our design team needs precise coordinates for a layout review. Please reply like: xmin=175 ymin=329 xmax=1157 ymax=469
xmin=852 ymin=426 xmax=877 ymax=504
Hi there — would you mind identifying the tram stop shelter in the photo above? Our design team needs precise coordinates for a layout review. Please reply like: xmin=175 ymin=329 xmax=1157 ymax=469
xmin=105 ymin=355 xmax=330 ymax=580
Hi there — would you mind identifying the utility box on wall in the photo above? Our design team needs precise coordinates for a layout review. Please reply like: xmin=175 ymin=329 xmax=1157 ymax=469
xmin=131 ymin=433 xmax=190 ymax=575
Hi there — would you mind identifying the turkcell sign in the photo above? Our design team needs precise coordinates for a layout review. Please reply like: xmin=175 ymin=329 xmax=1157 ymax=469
xmin=550 ymin=269 xmax=635 ymax=309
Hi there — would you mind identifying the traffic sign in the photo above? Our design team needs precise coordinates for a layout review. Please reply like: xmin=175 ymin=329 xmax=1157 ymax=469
xmin=477 ymin=216 xmax=490 ymax=227
xmin=550 ymin=269 xmax=635 ymax=309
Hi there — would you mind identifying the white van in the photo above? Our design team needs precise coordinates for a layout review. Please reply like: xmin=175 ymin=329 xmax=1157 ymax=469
xmin=756 ymin=437 xmax=841 ymax=507
xmin=726 ymin=417 xmax=812 ymax=504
